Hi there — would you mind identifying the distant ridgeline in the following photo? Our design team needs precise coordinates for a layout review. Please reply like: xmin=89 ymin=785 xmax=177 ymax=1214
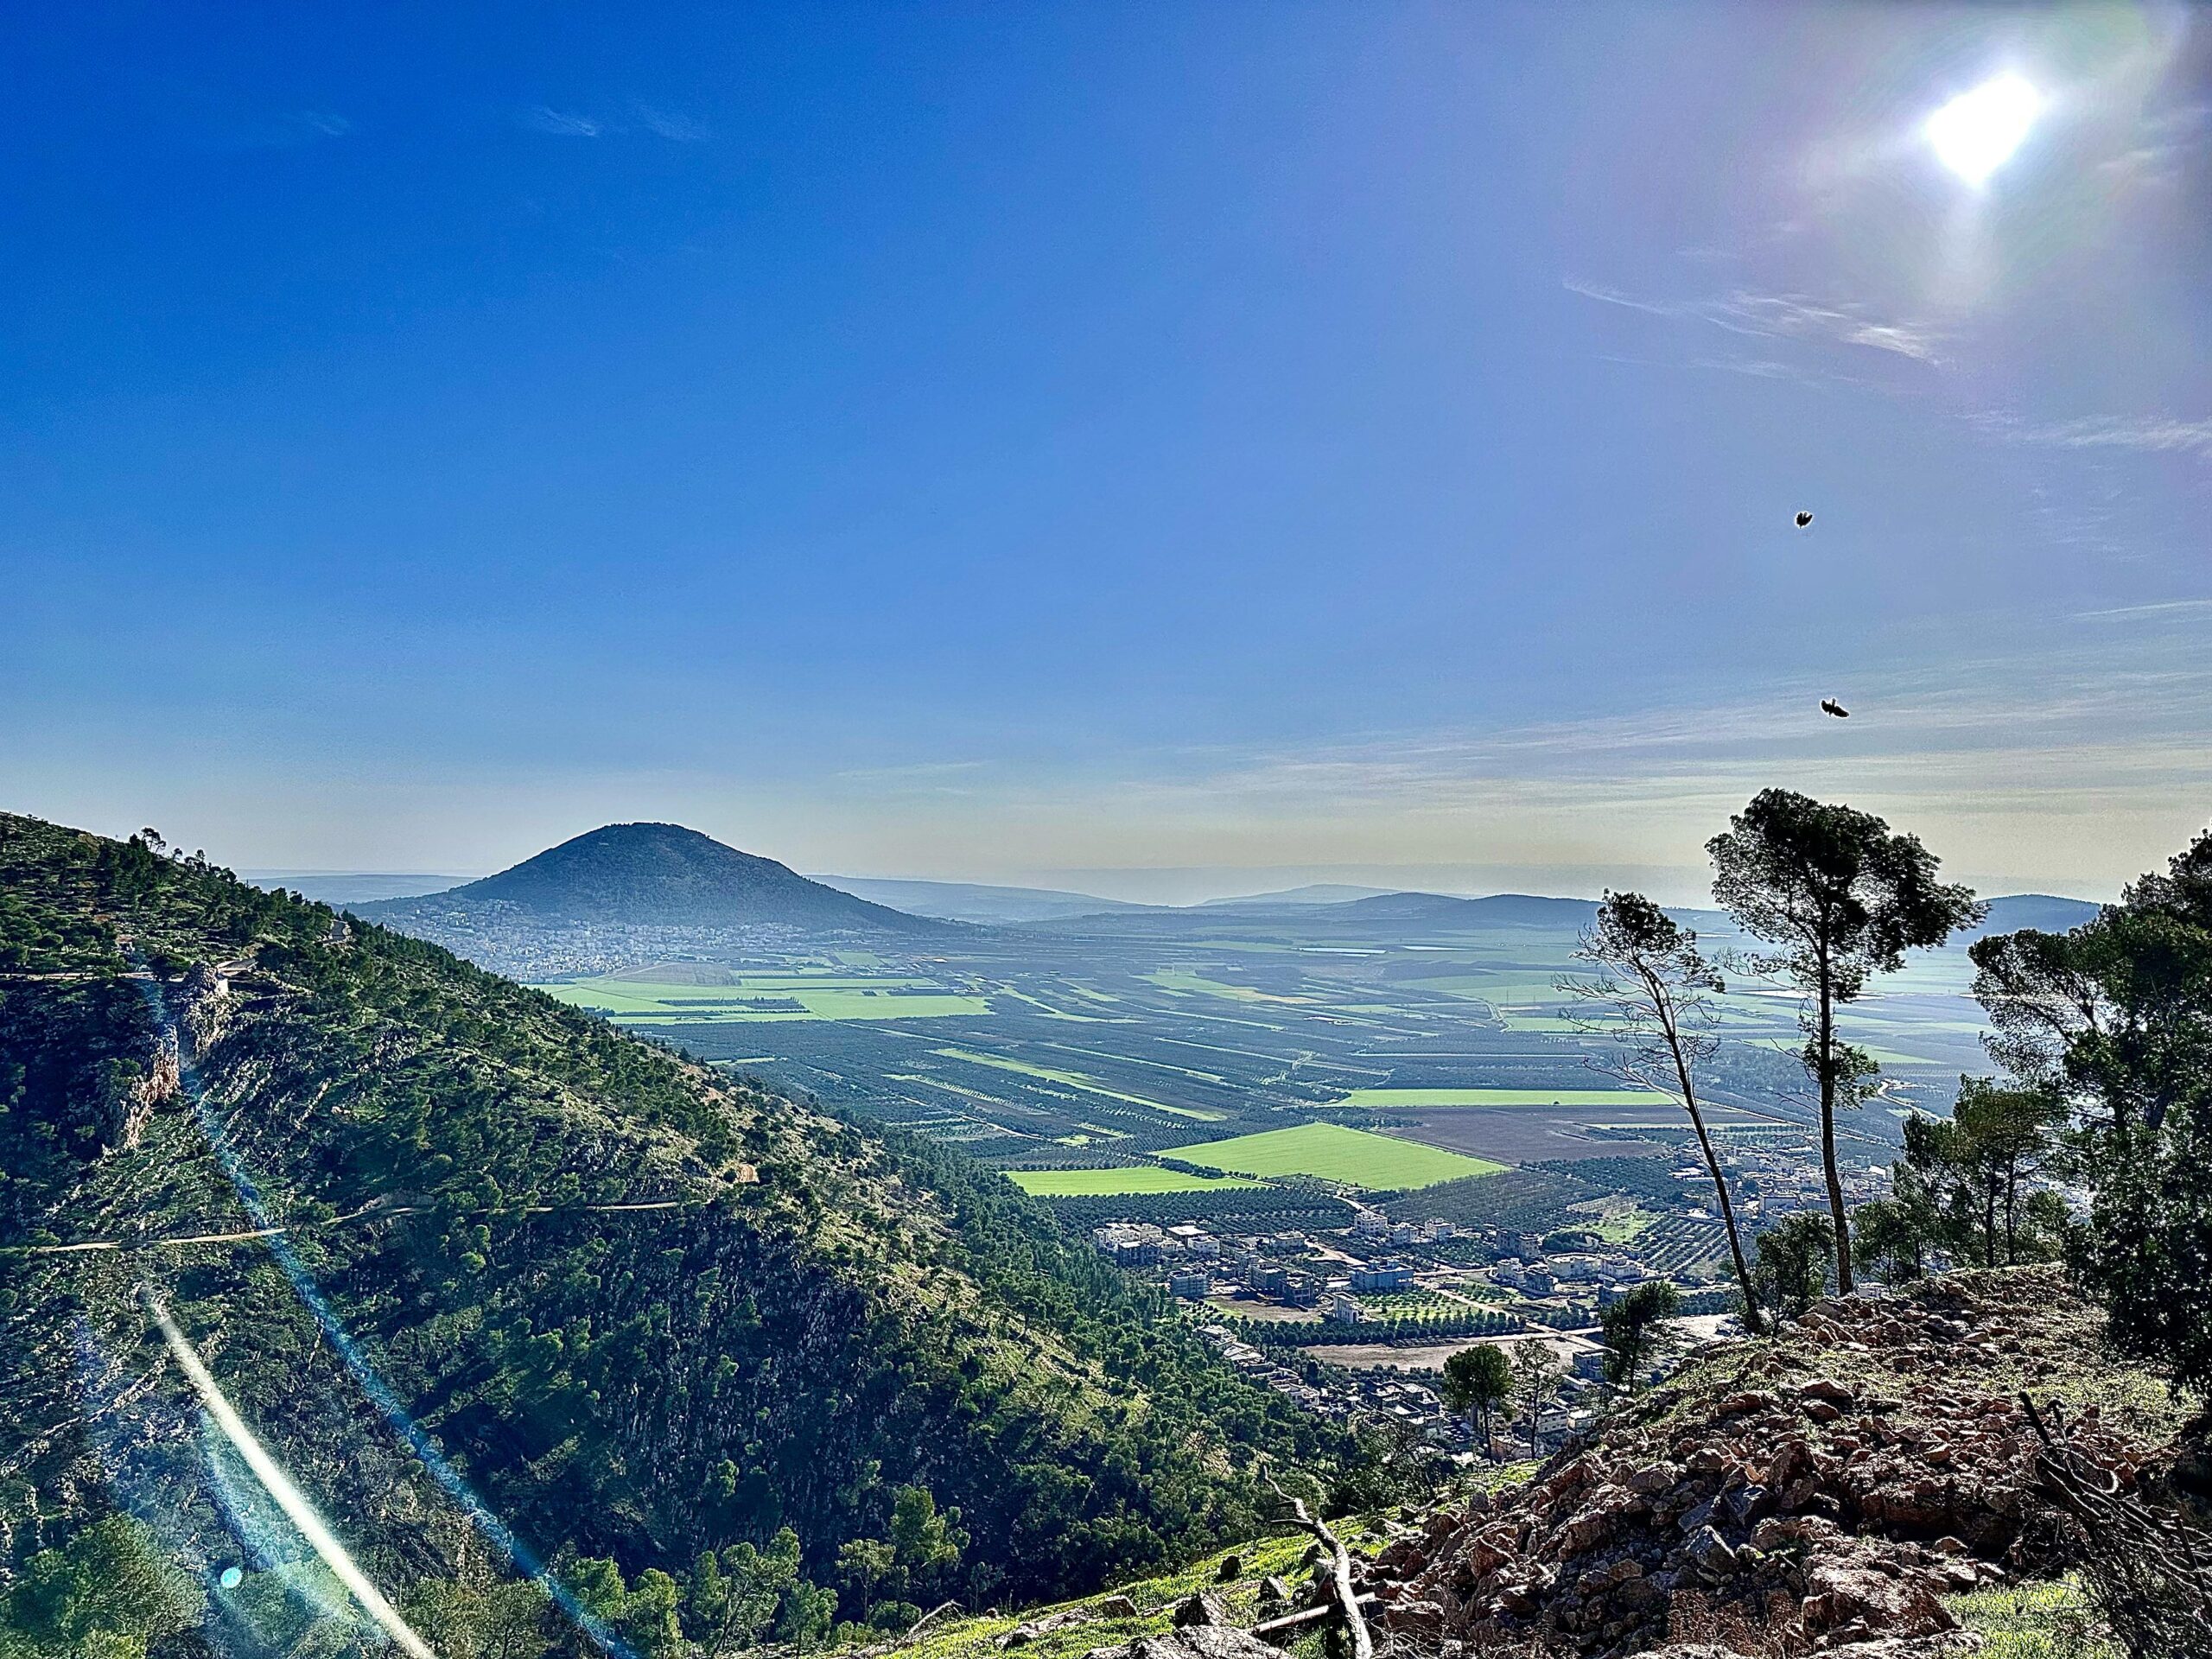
xmin=0 ymin=813 xmax=1359 ymax=1649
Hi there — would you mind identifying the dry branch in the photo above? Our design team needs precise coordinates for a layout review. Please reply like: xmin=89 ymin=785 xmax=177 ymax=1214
xmin=1262 ymin=1474 xmax=1373 ymax=1659
xmin=1249 ymin=1595 xmax=1379 ymax=1646
xmin=2022 ymin=1394 xmax=2212 ymax=1659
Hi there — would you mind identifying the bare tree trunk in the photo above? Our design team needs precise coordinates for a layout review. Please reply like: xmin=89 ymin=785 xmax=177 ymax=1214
xmin=1669 ymin=1033 xmax=1764 ymax=1333
xmin=1642 ymin=962 xmax=1764 ymax=1334
xmin=2003 ymin=1162 xmax=2019 ymax=1264
xmin=1817 ymin=968 xmax=1853 ymax=1294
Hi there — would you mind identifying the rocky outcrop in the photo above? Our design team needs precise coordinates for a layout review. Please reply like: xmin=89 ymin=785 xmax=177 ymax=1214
xmin=1354 ymin=1270 xmax=2156 ymax=1656
xmin=81 ymin=1032 xmax=177 ymax=1155
xmin=175 ymin=961 xmax=233 ymax=1055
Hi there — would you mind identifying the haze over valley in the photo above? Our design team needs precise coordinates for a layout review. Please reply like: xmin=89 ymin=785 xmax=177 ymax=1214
xmin=317 ymin=821 xmax=2094 ymax=1314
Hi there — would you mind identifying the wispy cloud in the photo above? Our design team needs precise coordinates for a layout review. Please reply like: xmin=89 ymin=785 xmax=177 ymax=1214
xmin=210 ymin=108 xmax=353 ymax=150
xmin=1565 ymin=279 xmax=1946 ymax=365
xmin=2101 ymin=100 xmax=2212 ymax=187
xmin=1980 ymin=412 xmax=2212 ymax=457
xmin=517 ymin=103 xmax=710 ymax=143
xmin=632 ymin=105 xmax=710 ymax=143
xmin=2074 ymin=598 xmax=2212 ymax=623
xmin=833 ymin=760 xmax=989 ymax=796
xmin=520 ymin=105 xmax=605 ymax=138
xmin=1084 ymin=636 xmax=2212 ymax=852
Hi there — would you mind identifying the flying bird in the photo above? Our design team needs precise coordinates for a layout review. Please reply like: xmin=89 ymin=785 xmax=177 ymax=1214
xmin=1796 ymin=511 xmax=1814 ymax=528
xmin=1821 ymin=698 xmax=1850 ymax=719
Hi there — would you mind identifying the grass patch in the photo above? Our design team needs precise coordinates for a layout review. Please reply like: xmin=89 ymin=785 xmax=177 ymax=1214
xmin=1005 ymin=1166 xmax=1262 ymax=1197
xmin=1565 ymin=1201 xmax=1657 ymax=1243
xmin=858 ymin=1523 xmax=1387 ymax=1659
xmin=1165 ymin=1122 xmax=1503 ymax=1190
xmin=1949 ymin=1577 xmax=2116 ymax=1657
xmin=1145 ymin=969 xmax=1307 ymax=1005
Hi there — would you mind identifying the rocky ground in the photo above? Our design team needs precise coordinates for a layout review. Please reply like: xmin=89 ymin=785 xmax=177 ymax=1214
xmin=880 ymin=1268 xmax=2183 ymax=1659
xmin=1355 ymin=1268 xmax=2175 ymax=1656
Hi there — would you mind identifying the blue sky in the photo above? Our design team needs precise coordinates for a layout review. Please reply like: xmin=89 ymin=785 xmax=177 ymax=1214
xmin=4 ymin=3 xmax=2208 ymax=901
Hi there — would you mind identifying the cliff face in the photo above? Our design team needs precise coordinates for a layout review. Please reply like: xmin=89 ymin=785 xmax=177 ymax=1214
xmin=1361 ymin=1268 xmax=2174 ymax=1656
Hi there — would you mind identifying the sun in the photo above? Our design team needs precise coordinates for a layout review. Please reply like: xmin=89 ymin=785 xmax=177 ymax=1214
xmin=1924 ymin=74 xmax=2044 ymax=186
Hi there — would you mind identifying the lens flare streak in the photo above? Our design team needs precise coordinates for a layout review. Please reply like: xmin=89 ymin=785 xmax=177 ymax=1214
xmin=143 ymin=1293 xmax=435 ymax=1659
xmin=131 ymin=975 xmax=634 ymax=1659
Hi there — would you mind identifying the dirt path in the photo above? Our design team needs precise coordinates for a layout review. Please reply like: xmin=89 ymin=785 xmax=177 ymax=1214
xmin=4 ymin=1198 xmax=699 ymax=1256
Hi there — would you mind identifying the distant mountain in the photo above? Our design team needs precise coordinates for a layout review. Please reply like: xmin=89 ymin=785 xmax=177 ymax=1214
xmin=1027 ymin=887 xmax=1613 ymax=941
xmin=814 ymin=874 xmax=1134 ymax=925
xmin=1342 ymin=890 xmax=1601 ymax=928
xmin=1967 ymin=893 xmax=2102 ymax=939
xmin=361 ymin=823 xmax=944 ymax=933
xmin=1199 ymin=883 xmax=1395 ymax=907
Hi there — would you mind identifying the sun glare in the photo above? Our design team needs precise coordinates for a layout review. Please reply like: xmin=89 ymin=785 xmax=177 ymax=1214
xmin=1924 ymin=73 xmax=2043 ymax=185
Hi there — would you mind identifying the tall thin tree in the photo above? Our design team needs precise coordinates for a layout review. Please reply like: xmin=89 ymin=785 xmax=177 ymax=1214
xmin=1440 ymin=1343 xmax=1514 ymax=1459
xmin=1507 ymin=1339 xmax=1566 ymax=1462
xmin=1708 ymin=790 xmax=1982 ymax=1294
xmin=1561 ymin=891 xmax=1764 ymax=1333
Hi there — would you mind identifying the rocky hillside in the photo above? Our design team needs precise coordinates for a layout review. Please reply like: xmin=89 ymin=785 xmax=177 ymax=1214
xmin=0 ymin=815 xmax=1351 ymax=1651
xmin=882 ymin=1269 xmax=2183 ymax=1659
xmin=1361 ymin=1268 xmax=2176 ymax=1656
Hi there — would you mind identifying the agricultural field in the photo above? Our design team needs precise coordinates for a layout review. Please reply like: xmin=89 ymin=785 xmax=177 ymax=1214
xmin=1164 ymin=1122 xmax=1504 ymax=1190
xmin=1560 ymin=1200 xmax=1656 ymax=1243
xmin=931 ymin=1047 xmax=1227 ymax=1119
xmin=1339 ymin=1086 xmax=1674 ymax=1108
xmin=512 ymin=884 xmax=2009 ymax=1232
xmin=1003 ymin=1166 xmax=1262 ymax=1197
xmin=537 ymin=975 xmax=989 ymax=1022
xmin=1376 ymin=1104 xmax=1753 ymax=1165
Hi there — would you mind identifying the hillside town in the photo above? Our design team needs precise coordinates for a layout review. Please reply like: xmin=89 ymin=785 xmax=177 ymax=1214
xmin=1078 ymin=1128 xmax=1904 ymax=1454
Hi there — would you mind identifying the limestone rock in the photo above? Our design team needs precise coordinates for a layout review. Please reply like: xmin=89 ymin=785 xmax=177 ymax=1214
xmin=1087 ymin=1628 xmax=1283 ymax=1659
xmin=1171 ymin=1592 xmax=1227 ymax=1629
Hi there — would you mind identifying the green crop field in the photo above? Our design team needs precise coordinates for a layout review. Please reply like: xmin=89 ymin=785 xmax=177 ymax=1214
xmin=1003 ymin=1166 xmax=1264 ymax=1197
xmin=1339 ymin=1087 xmax=1675 ymax=1108
xmin=1164 ymin=1122 xmax=1503 ymax=1190
xmin=1145 ymin=969 xmax=1306 ymax=1005
xmin=931 ymin=1048 xmax=1227 ymax=1119
xmin=537 ymin=977 xmax=990 ymax=1022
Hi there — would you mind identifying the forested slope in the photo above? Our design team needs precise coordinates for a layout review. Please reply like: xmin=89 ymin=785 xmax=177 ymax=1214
xmin=0 ymin=814 xmax=1353 ymax=1653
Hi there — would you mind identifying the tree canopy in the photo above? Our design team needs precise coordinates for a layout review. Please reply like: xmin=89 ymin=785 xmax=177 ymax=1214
xmin=1969 ymin=827 xmax=2212 ymax=1393
xmin=1440 ymin=1344 xmax=1514 ymax=1455
xmin=1708 ymin=790 xmax=1981 ymax=1292
xmin=1597 ymin=1281 xmax=1681 ymax=1396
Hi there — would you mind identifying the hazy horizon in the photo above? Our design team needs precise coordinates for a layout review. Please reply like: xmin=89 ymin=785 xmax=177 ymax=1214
xmin=237 ymin=848 xmax=2117 ymax=912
